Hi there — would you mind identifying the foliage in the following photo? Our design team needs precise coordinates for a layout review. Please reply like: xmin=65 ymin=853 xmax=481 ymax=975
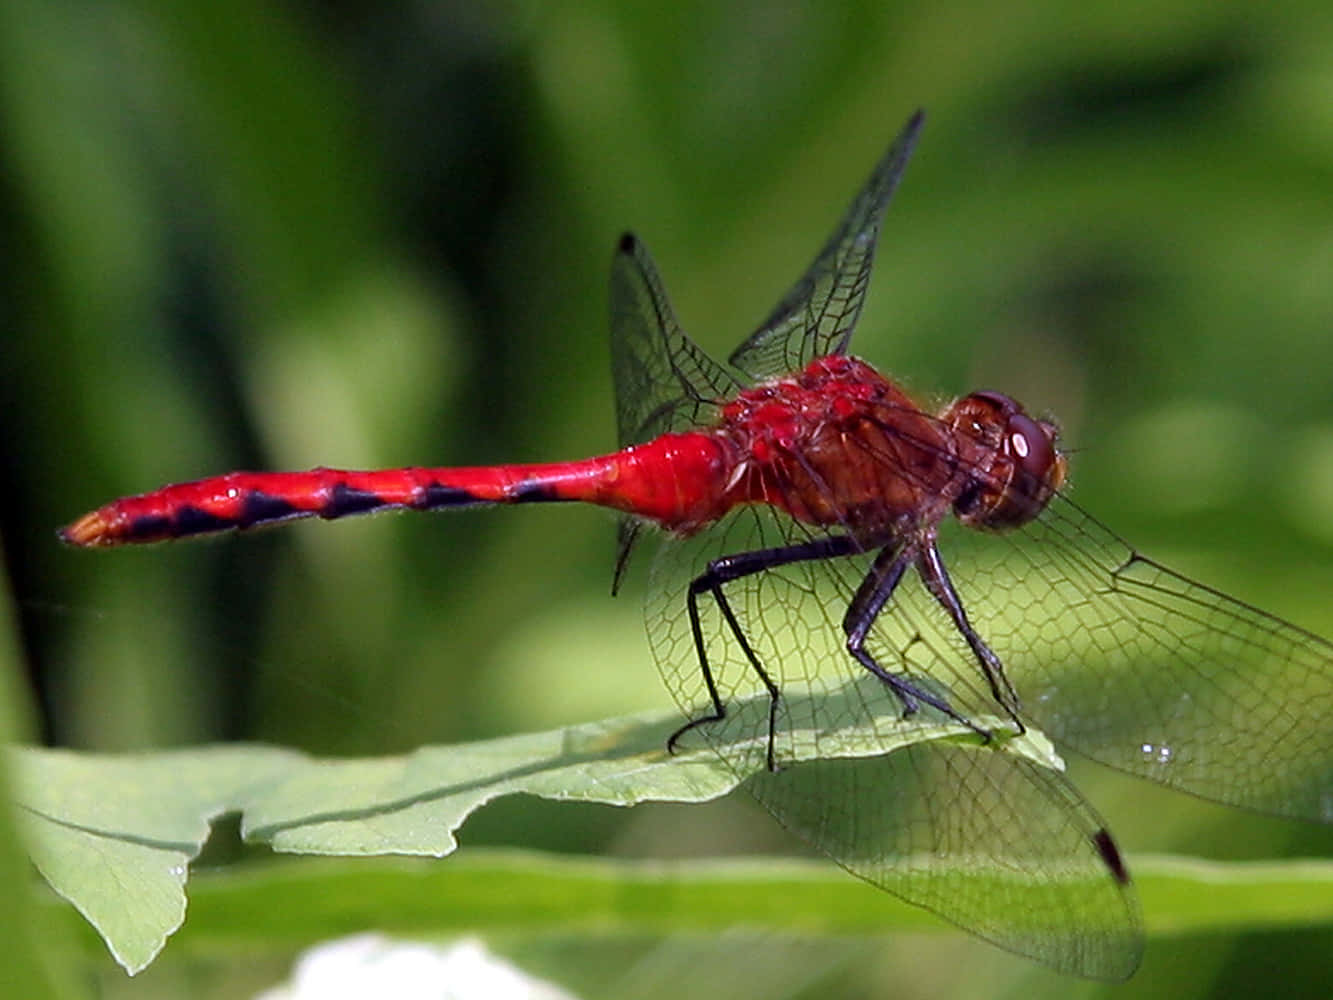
xmin=4 ymin=0 xmax=1333 ymax=996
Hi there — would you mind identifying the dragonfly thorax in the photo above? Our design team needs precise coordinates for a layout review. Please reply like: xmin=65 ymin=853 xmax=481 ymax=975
xmin=715 ymin=355 xmax=969 ymax=539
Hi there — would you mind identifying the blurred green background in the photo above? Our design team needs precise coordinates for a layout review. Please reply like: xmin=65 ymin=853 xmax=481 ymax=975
xmin=3 ymin=0 xmax=1333 ymax=996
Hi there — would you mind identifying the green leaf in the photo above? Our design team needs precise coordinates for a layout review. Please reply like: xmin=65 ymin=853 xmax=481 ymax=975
xmin=9 ymin=700 xmax=1039 ymax=974
xmin=15 ymin=744 xmax=301 ymax=972
xmin=15 ymin=697 xmax=1328 ymax=978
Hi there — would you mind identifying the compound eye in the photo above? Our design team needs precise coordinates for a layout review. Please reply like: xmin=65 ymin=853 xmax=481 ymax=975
xmin=946 ymin=391 xmax=1066 ymax=531
xmin=980 ymin=411 xmax=1064 ymax=528
xmin=1007 ymin=412 xmax=1056 ymax=486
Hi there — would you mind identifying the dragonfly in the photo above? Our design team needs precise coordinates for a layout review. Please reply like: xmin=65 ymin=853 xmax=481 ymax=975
xmin=61 ymin=110 xmax=1333 ymax=980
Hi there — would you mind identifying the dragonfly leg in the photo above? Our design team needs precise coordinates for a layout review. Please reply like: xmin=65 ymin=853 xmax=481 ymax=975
xmin=915 ymin=539 xmax=1024 ymax=731
xmin=843 ymin=544 xmax=993 ymax=738
xmin=675 ymin=533 xmax=862 ymax=772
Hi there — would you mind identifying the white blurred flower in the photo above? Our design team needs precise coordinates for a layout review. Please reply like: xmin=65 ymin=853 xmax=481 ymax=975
xmin=255 ymin=934 xmax=582 ymax=1000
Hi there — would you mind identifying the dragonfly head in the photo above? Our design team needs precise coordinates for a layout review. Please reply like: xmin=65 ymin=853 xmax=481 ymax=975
xmin=944 ymin=390 xmax=1066 ymax=531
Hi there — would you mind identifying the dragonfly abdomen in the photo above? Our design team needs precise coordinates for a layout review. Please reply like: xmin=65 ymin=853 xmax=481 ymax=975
xmin=60 ymin=465 xmax=599 ymax=547
xmin=60 ymin=433 xmax=737 ymax=547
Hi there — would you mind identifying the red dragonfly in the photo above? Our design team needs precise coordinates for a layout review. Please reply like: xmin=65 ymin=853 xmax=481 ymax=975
xmin=62 ymin=111 xmax=1333 ymax=979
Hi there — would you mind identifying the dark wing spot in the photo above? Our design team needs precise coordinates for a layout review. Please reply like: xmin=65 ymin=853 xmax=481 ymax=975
xmin=1092 ymin=828 xmax=1131 ymax=885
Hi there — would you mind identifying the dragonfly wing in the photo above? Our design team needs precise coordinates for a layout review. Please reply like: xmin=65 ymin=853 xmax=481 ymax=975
xmin=727 ymin=110 xmax=925 ymax=380
xmin=609 ymin=233 xmax=742 ymax=448
xmin=748 ymin=746 xmax=1142 ymax=980
xmin=609 ymin=233 xmax=743 ymax=587
xmin=646 ymin=508 xmax=1141 ymax=979
xmin=909 ymin=497 xmax=1333 ymax=823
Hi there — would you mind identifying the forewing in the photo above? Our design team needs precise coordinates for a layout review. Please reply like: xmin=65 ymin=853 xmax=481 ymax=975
xmin=608 ymin=234 xmax=743 ymax=586
xmin=757 ymin=398 xmax=1333 ymax=823
xmin=728 ymin=110 xmax=925 ymax=380
xmin=911 ymin=498 xmax=1333 ymax=822
xmin=609 ymin=233 xmax=742 ymax=448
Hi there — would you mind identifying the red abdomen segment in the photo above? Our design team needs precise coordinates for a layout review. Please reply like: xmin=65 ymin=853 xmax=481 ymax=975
xmin=60 ymin=434 xmax=735 ymax=547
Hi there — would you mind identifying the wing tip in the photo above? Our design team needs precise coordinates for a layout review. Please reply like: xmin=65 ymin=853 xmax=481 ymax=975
xmin=899 ymin=108 xmax=927 ymax=150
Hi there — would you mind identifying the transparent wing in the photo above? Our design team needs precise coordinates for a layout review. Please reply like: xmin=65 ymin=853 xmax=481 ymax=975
xmin=727 ymin=110 xmax=925 ymax=380
xmin=918 ymin=496 xmax=1333 ymax=822
xmin=620 ymin=105 xmax=1328 ymax=974
xmin=646 ymin=507 xmax=1141 ymax=979
xmin=748 ymin=749 xmax=1142 ymax=981
xmin=608 ymin=233 xmax=745 ymax=585
xmin=647 ymin=373 xmax=1333 ymax=824
xmin=642 ymin=422 xmax=1331 ymax=972
xmin=609 ymin=233 xmax=743 ymax=448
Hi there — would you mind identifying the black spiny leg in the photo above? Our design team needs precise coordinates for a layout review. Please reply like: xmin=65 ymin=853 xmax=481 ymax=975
xmin=677 ymin=534 xmax=862 ymax=771
xmin=916 ymin=538 xmax=1024 ymax=732
xmin=843 ymin=543 xmax=995 ymax=738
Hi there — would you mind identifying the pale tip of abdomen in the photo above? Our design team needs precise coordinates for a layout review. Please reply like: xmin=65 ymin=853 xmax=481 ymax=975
xmin=58 ymin=509 xmax=116 ymax=547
